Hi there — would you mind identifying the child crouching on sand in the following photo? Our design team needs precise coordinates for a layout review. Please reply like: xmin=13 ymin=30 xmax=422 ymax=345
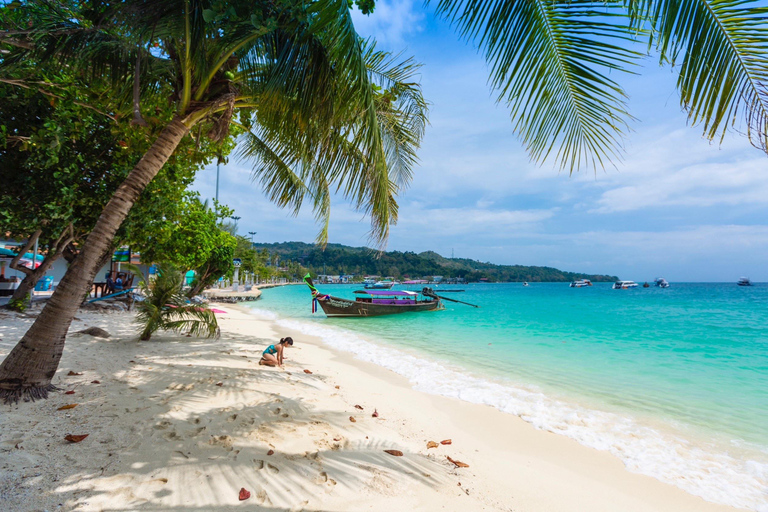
xmin=259 ymin=337 xmax=293 ymax=368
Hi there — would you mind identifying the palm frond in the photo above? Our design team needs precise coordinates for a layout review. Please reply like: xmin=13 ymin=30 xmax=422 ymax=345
xmin=432 ymin=0 xmax=641 ymax=172
xmin=134 ymin=263 xmax=219 ymax=341
xmin=634 ymin=0 xmax=768 ymax=152
xmin=237 ymin=14 xmax=427 ymax=247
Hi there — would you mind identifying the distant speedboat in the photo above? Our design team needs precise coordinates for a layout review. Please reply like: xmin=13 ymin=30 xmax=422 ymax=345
xmin=654 ymin=277 xmax=670 ymax=288
xmin=570 ymin=279 xmax=592 ymax=288
xmin=523 ymin=282 xmax=529 ymax=287
xmin=737 ymin=277 xmax=753 ymax=287
xmin=643 ymin=282 xmax=650 ymax=288
xmin=365 ymin=278 xmax=395 ymax=289
xmin=613 ymin=280 xmax=639 ymax=289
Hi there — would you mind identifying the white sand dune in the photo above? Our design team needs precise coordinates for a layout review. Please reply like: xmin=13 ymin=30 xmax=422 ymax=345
xmin=0 ymin=304 xmax=742 ymax=511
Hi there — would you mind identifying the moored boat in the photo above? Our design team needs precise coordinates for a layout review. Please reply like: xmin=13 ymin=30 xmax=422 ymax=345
xmin=613 ymin=280 xmax=639 ymax=289
xmin=570 ymin=279 xmax=592 ymax=288
xmin=654 ymin=277 xmax=670 ymax=288
xmin=737 ymin=277 xmax=753 ymax=286
xmin=305 ymin=275 xmax=442 ymax=317
xmin=364 ymin=278 xmax=395 ymax=289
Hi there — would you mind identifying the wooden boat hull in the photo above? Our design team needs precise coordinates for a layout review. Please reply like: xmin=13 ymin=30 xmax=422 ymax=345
xmin=317 ymin=295 xmax=442 ymax=317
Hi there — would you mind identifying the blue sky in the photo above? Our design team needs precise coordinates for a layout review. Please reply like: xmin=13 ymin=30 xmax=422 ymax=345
xmin=192 ymin=1 xmax=768 ymax=282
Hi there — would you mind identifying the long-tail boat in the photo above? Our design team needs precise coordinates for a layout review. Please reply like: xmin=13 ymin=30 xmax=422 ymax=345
xmin=304 ymin=275 xmax=442 ymax=317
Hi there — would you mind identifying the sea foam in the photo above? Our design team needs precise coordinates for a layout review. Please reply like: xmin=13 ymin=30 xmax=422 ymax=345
xmin=246 ymin=305 xmax=768 ymax=511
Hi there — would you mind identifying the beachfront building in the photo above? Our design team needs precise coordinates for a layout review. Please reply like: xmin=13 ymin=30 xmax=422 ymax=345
xmin=0 ymin=240 xmax=152 ymax=298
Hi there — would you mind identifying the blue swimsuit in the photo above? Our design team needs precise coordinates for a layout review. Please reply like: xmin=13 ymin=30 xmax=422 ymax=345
xmin=263 ymin=344 xmax=277 ymax=356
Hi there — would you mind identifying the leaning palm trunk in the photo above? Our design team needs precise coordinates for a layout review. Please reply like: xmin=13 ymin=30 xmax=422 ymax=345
xmin=0 ymin=118 xmax=189 ymax=403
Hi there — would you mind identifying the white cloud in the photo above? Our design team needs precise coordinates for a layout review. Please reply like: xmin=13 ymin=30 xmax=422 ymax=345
xmin=350 ymin=0 xmax=425 ymax=46
xmin=582 ymin=126 xmax=768 ymax=214
xmin=395 ymin=205 xmax=557 ymax=236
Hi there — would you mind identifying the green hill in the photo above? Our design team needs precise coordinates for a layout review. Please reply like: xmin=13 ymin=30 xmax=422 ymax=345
xmin=252 ymin=242 xmax=617 ymax=283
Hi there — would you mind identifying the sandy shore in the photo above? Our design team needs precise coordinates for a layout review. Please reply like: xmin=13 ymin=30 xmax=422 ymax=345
xmin=0 ymin=304 xmax=744 ymax=511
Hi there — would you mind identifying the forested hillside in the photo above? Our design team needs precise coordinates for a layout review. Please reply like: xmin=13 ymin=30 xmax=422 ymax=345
xmin=253 ymin=242 xmax=617 ymax=282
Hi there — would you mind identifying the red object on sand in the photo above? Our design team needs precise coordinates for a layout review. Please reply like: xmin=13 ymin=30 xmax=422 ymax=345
xmin=238 ymin=488 xmax=251 ymax=500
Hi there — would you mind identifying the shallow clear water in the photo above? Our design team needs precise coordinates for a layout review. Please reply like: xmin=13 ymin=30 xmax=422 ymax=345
xmin=247 ymin=282 xmax=768 ymax=510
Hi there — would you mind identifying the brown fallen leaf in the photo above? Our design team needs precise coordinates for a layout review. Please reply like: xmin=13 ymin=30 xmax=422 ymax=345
xmin=427 ymin=441 xmax=439 ymax=449
xmin=238 ymin=487 xmax=251 ymax=501
xmin=267 ymin=449 xmax=274 ymax=456
xmin=334 ymin=385 xmax=340 ymax=389
xmin=440 ymin=439 xmax=452 ymax=445
xmin=354 ymin=404 xmax=363 ymax=410
xmin=67 ymin=371 xmax=82 ymax=376
xmin=333 ymin=437 xmax=341 ymax=442
xmin=64 ymin=391 xmax=75 ymax=395
xmin=349 ymin=416 xmax=356 ymax=422
xmin=91 ymin=380 xmax=100 ymax=384
xmin=372 ymin=409 xmax=379 ymax=418
xmin=129 ymin=360 xmax=136 ymax=363
xmin=447 ymin=456 xmax=469 ymax=468
xmin=303 ymin=369 xmax=313 ymax=374
xmin=215 ymin=382 xmax=223 ymax=386
xmin=64 ymin=434 xmax=88 ymax=443
xmin=384 ymin=450 xmax=403 ymax=456
xmin=57 ymin=404 xmax=78 ymax=411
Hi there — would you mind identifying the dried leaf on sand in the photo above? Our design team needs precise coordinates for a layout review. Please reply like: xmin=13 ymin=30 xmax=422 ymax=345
xmin=372 ymin=409 xmax=379 ymax=418
xmin=67 ymin=371 xmax=83 ymax=376
xmin=303 ymin=369 xmax=313 ymax=374
xmin=238 ymin=488 xmax=251 ymax=501
xmin=384 ymin=449 xmax=404 ymax=456
xmin=57 ymin=404 xmax=78 ymax=410
xmin=64 ymin=434 xmax=89 ymax=443
xmin=440 ymin=439 xmax=452 ymax=445
xmin=447 ymin=456 xmax=469 ymax=468
xmin=349 ymin=416 xmax=356 ymax=422
xmin=427 ymin=441 xmax=439 ymax=449
xmin=64 ymin=391 xmax=75 ymax=395
xmin=354 ymin=405 xmax=363 ymax=410
xmin=267 ymin=449 xmax=274 ymax=456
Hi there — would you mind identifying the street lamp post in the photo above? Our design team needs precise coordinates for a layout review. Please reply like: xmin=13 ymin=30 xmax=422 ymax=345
xmin=248 ymin=231 xmax=257 ymax=245
xmin=231 ymin=216 xmax=241 ymax=234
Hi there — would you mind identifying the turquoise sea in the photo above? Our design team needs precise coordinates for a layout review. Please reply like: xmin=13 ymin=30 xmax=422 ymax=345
xmin=245 ymin=282 xmax=768 ymax=510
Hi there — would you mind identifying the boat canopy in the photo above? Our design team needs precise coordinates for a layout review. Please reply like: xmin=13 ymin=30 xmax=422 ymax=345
xmin=354 ymin=289 xmax=418 ymax=296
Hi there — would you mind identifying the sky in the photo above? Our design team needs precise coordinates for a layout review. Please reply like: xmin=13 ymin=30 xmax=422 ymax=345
xmin=192 ymin=1 xmax=768 ymax=282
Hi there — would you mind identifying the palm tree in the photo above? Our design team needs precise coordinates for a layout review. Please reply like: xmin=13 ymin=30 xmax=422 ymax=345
xmin=0 ymin=0 xmax=427 ymax=402
xmin=429 ymin=0 xmax=768 ymax=171
xmin=133 ymin=264 xmax=219 ymax=342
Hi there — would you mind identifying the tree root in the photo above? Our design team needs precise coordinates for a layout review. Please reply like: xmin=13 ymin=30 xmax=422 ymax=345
xmin=1 ymin=384 xmax=59 ymax=405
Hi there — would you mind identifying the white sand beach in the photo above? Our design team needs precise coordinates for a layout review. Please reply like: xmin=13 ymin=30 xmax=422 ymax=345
xmin=0 ymin=301 xmax=743 ymax=511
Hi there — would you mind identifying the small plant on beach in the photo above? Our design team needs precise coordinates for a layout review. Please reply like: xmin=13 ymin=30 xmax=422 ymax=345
xmin=7 ymin=294 xmax=30 ymax=313
xmin=134 ymin=264 xmax=220 ymax=342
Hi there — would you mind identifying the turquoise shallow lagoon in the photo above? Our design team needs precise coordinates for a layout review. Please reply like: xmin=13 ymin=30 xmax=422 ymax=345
xmin=246 ymin=282 xmax=768 ymax=510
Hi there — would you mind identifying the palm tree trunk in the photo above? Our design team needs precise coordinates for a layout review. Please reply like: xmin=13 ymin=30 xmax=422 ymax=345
xmin=0 ymin=118 xmax=190 ymax=403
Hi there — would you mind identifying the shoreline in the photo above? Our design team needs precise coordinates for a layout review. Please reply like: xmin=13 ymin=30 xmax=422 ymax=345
xmin=230 ymin=303 xmax=744 ymax=512
xmin=0 ymin=304 xmax=745 ymax=511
